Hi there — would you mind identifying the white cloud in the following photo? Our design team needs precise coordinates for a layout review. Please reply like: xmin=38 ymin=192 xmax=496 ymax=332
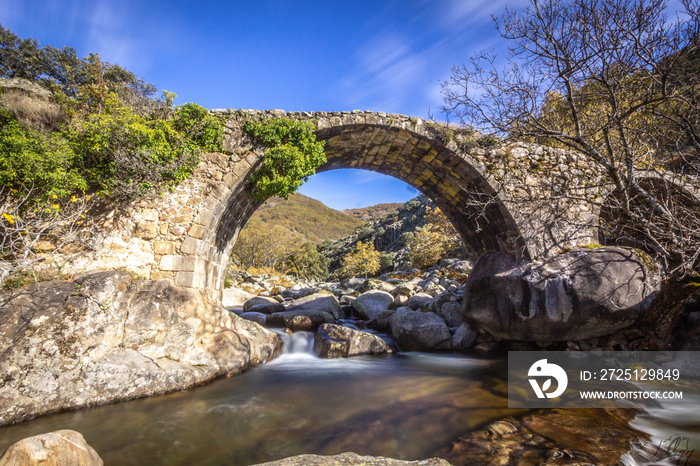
xmin=86 ymin=1 xmax=140 ymax=67
xmin=351 ymin=170 xmax=392 ymax=184
xmin=438 ymin=0 xmax=529 ymax=27
xmin=339 ymin=32 xmax=428 ymax=113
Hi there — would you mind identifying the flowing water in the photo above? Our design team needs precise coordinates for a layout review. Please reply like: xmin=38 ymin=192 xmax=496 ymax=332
xmin=0 ymin=332 xmax=698 ymax=465
xmin=0 ymin=332 xmax=516 ymax=465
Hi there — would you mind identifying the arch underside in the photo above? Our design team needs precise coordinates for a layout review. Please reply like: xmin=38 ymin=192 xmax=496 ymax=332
xmin=316 ymin=124 xmax=529 ymax=259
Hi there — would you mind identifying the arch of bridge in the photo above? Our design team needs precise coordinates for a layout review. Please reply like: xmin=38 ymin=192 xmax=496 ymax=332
xmin=82 ymin=110 xmax=603 ymax=299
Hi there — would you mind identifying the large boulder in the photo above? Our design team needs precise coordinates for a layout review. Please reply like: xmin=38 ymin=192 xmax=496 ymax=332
xmin=314 ymin=324 xmax=393 ymax=358
xmin=352 ymin=290 xmax=394 ymax=320
xmin=0 ymin=271 xmax=282 ymax=426
xmin=340 ymin=277 xmax=367 ymax=290
xmin=463 ymin=247 xmax=659 ymax=342
xmin=0 ymin=430 xmax=102 ymax=466
xmin=387 ymin=309 xmax=452 ymax=351
xmin=438 ymin=302 xmax=463 ymax=328
xmin=408 ymin=293 xmax=433 ymax=312
xmin=452 ymin=323 xmax=478 ymax=351
xmin=266 ymin=310 xmax=335 ymax=331
xmin=360 ymin=279 xmax=395 ymax=293
xmin=221 ymin=286 xmax=256 ymax=308
xmin=239 ymin=312 xmax=267 ymax=326
xmin=243 ymin=296 xmax=285 ymax=314
xmin=286 ymin=293 xmax=342 ymax=319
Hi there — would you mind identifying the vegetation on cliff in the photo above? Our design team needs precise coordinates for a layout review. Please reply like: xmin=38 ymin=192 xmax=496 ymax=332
xmin=0 ymin=25 xmax=224 ymax=287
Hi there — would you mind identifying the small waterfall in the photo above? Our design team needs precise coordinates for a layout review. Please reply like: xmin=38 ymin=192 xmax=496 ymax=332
xmin=274 ymin=330 xmax=316 ymax=355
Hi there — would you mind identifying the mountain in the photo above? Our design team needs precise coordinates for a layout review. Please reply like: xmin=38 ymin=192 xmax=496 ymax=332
xmin=249 ymin=193 xmax=364 ymax=243
xmin=320 ymin=195 xmax=435 ymax=271
xmin=344 ymin=203 xmax=404 ymax=221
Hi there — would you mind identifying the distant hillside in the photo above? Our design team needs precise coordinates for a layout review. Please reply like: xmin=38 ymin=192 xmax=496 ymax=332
xmin=344 ymin=203 xmax=403 ymax=221
xmin=321 ymin=195 xmax=435 ymax=271
xmin=249 ymin=193 xmax=364 ymax=243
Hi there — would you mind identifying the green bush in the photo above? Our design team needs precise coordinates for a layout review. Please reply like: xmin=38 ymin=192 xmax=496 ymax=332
xmin=0 ymin=109 xmax=87 ymax=204
xmin=171 ymin=103 xmax=224 ymax=152
xmin=0 ymin=25 xmax=225 ymax=207
xmin=285 ymin=242 xmax=329 ymax=280
xmin=244 ymin=118 xmax=326 ymax=201
xmin=69 ymin=103 xmax=198 ymax=198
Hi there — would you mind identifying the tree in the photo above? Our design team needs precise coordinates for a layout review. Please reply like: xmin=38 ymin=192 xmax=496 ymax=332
xmin=337 ymin=241 xmax=381 ymax=279
xmin=441 ymin=0 xmax=700 ymax=348
xmin=0 ymin=186 xmax=96 ymax=289
xmin=285 ymin=242 xmax=330 ymax=280
xmin=230 ymin=219 xmax=302 ymax=272
xmin=407 ymin=207 xmax=463 ymax=269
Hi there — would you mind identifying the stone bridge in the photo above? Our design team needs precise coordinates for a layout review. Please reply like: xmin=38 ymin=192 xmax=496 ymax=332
xmin=71 ymin=110 xmax=609 ymax=301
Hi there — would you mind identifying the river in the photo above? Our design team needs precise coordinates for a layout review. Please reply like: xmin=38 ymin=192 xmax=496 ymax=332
xmin=0 ymin=331 xmax=698 ymax=465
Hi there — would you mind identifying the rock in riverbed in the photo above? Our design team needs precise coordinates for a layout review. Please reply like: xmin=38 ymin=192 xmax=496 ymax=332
xmin=314 ymin=324 xmax=393 ymax=358
xmin=0 ymin=429 xmax=102 ymax=465
xmin=352 ymin=290 xmax=394 ymax=320
xmin=388 ymin=309 xmax=452 ymax=351
xmin=0 ymin=271 xmax=281 ymax=426
xmin=463 ymin=247 xmax=659 ymax=342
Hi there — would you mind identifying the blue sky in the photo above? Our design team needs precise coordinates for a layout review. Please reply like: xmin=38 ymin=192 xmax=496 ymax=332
xmin=1 ymin=0 xmax=519 ymax=210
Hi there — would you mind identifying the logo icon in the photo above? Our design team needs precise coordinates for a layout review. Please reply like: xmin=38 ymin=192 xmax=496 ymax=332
xmin=528 ymin=359 xmax=568 ymax=399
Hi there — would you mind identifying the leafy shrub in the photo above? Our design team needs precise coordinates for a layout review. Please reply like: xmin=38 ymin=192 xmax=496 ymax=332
xmin=0 ymin=109 xmax=86 ymax=204
xmin=337 ymin=241 xmax=381 ymax=279
xmin=244 ymin=118 xmax=326 ymax=201
xmin=379 ymin=251 xmax=396 ymax=272
xmin=68 ymin=102 xmax=202 ymax=198
xmin=285 ymin=242 xmax=329 ymax=280
xmin=407 ymin=207 xmax=463 ymax=269
xmin=171 ymin=103 xmax=224 ymax=152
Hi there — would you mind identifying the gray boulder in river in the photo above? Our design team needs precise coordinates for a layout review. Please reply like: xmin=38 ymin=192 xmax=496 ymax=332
xmin=462 ymin=247 xmax=659 ymax=342
xmin=387 ymin=309 xmax=452 ymax=351
xmin=0 ymin=271 xmax=281 ymax=426
xmin=285 ymin=293 xmax=342 ymax=319
xmin=352 ymin=290 xmax=394 ymax=320
xmin=243 ymin=296 xmax=285 ymax=314
xmin=314 ymin=323 xmax=393 ymax=358
xmin=266 ymin=310 xmax=335 ymax=331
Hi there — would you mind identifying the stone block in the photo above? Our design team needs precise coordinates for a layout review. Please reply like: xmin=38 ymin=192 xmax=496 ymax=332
xmin=154 ymin=241 xmax=175 ymax=255
xmin=134 ymin=222 xmax=157 ymax=240
xmin=151 ymin=271 xmax=175 ymax=281
xmin=171 ymin=213 xmax=193 ymax=224
xmin=159 ymin=255 xmax=181 ymax=271
xmin=223 ymin=173 xmax=238 ymax=188
xmin=193 ymin=209 xmax=212 ymax=226
xmin=141 ymin=208 xmax=159 ymax=221
xmin=180 ymin=237 xmax=201 ymax=255
xmin=174 ymin=271 xmax=206 ymax=288
xmin=188 ymin=224 xmax=206 ymax=239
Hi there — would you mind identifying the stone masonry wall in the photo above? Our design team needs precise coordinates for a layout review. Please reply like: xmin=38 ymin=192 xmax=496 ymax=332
xmin=47 ymin=109 xmax=608 ymax=301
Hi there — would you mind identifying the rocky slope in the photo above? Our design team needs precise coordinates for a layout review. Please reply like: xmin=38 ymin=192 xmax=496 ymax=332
xmin=321 ymin=195 xmax=436 ymax=272
xmin=345 ymin=202 xmax=404 ymax=221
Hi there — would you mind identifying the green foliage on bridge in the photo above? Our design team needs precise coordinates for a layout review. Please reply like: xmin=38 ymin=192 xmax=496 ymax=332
xmin=243 ymin=118 xmax=326 ymax=201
